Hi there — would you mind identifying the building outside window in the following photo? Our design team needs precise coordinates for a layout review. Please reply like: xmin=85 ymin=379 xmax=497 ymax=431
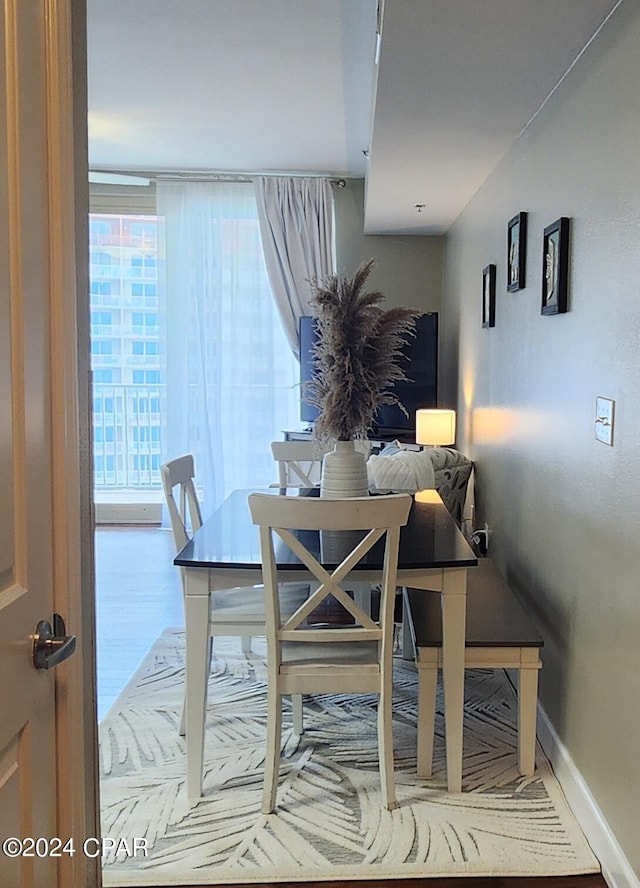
xmin=90 ymin=213 xmax=164 ymax=492
xmin=89 ymin=207 xmax=300 ymax=503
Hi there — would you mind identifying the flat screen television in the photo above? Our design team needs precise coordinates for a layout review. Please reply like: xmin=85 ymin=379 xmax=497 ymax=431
xmin=299 ymin=312 xmax=438 ymax=435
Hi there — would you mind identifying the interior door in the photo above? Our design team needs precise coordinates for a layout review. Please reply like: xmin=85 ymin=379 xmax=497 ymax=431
xmin=0 ymin=1 xmax=96 ymax=887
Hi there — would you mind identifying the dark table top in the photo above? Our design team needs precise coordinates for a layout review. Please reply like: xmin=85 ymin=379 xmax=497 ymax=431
xmin=175 ymin=488 xmax=477 ymax=572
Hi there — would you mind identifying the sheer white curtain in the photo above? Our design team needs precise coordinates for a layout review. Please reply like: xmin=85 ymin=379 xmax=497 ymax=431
xmin=254 ymin=176 xmax=334 ymax=357
xmin=157 ymin=181 xmax=300 ymax=514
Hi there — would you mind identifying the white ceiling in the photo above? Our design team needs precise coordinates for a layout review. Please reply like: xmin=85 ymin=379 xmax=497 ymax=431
xmin=87 ymin=0 xmax=621 ymax=234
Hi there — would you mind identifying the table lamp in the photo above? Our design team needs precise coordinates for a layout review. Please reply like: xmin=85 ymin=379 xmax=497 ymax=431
xmin=416 ymin=408 xmax=456 ymax=447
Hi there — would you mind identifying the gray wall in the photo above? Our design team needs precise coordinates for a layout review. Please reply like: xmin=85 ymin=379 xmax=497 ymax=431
xmin=442 ymin=2 xmax=640 ymax=875
xmin=334 ymin=178 xmax=443 ymax=313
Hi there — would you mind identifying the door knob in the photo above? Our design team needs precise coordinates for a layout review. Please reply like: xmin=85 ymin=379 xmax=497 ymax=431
xmin=33 ymin=614 xmax=76 ymax=670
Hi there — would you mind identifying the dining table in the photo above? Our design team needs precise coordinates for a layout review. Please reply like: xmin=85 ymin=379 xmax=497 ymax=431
xmin=174 ymin=486 xmax=478 ymax=801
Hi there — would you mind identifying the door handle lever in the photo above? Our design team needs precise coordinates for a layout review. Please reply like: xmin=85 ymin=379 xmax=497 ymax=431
xmin=33 ymin=614 xmax=77 ymax=670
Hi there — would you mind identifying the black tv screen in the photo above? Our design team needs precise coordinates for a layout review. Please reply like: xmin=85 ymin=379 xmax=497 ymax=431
xmin=299 ymin=312 xmax=438 ymax=433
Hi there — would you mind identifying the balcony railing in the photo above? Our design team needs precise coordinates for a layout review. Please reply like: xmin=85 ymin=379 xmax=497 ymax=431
xmin=92 ymin=383 xmax=165 ymax=490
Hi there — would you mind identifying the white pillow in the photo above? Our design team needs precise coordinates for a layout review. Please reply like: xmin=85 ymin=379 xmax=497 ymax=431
xmin=367 ymin=449 xmax=436 ymax=494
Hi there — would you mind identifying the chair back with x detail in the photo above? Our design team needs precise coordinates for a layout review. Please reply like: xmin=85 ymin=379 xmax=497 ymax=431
xmin=270 ymin=440 xmax=327 ymax=487
xmin=271 ymin=439 xmax=372 ymax=488
xmin=248 ymin=491 xmax=412 ymax=813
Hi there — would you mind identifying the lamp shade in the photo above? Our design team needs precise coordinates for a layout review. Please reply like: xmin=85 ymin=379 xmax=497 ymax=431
xmin=416 ymin=408 xmax=456 ymax=446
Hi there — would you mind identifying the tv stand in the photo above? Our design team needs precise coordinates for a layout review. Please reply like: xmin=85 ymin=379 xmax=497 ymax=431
xmin=283 ymin=429 xmax=421 ymax=450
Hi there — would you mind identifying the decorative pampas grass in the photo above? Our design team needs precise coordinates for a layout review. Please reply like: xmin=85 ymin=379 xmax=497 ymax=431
xmin=307 ymin=258 xmax=421 ymax=442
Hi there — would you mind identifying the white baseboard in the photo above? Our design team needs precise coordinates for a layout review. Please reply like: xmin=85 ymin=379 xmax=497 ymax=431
xmin=537 ymin=704 xmax=639 ymax=888
xmin=94 ymin=502 xmax=162 ymax=525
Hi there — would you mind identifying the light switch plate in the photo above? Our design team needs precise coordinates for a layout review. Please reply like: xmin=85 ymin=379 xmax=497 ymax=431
xmin=595 ymin=397 xmax=615 ymax=446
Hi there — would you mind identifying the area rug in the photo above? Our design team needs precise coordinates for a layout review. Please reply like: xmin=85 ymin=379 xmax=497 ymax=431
xmin=99 ymin=630 xmax=599 ymax=886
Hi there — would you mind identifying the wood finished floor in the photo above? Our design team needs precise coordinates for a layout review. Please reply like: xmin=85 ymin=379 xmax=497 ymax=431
xmin=95 ymin=524 xmax=184 ymax=720
xmin=95 ymin=526 xmax=607 ymax=888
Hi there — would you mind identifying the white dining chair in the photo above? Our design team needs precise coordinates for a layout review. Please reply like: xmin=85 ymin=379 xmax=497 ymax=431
xmin=270 ymin=439 xmax=372 ymax=488
xmin=161 ymin=455 xmax=305 ymax=736
xmin=248 ymin=491 xmax=412 ymax=813
xmin=270 ymin=440 xmax=327 ymax=487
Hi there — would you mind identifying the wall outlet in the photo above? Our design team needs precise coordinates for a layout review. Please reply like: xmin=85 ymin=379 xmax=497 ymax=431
xmin=471 ymin=523 xmax=490 ymax=556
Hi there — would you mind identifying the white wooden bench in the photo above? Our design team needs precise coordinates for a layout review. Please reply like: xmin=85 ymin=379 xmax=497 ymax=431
xmin=403 ymin=558 xmax=543 ymax=778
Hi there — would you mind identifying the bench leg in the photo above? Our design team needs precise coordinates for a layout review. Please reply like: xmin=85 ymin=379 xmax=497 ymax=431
xmin=441 ymin=571 xmax=467 ymax=792
xmin=518 ymin=654 xmax=541 ymax=776
xmin=416 ymin=659 xmax=438 ymax=777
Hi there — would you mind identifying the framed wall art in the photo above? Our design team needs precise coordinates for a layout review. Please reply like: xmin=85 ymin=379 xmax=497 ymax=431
xmin=541 ymin=217 xmax=570 ymax=315
xmin=507 ymin=211 xmax=527 ymax=292
xmin=482 ymin=264 xmax=496 ymax=328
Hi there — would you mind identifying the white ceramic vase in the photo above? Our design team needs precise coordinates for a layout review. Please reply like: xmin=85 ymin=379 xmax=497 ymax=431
xmin=320 ymin=439 xmax=369 ymax=500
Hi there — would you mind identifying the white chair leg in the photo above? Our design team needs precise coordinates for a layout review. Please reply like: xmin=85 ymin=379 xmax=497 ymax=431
xmin=416 ymin=660 xmax=438 ymax=778
xmin=518 ymin=657 xmax=540 ymax=776
xmin=377 ymin=680 xmax=397 ymax=810
xmin=262 ymin=691 xmax=282 ymax=814
xmin=179 ymin=634 xmax=213 ymax=737
xmin=178 ymin=699 xmax=186 ymax=737
xmin=241 ymin=635 xmax=252 ymax=654
xmin=401 ymin=592 xmax=415 ymax=661
xmin=291 ymin=694 xmax=304 ymax=734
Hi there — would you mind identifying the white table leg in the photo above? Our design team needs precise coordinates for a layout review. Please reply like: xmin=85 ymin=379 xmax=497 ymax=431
xmin=352 ymin=580 xmax=372 ymax=617
xmin=416 ymin=651 xmax=438 ymax=778
xmin=518 ymin=650 xmax=541 ymax=776
xmin=441 ymin=568 xmax=467 ymax=792
xmin=184 ymin=568 xmax=211 ymax=802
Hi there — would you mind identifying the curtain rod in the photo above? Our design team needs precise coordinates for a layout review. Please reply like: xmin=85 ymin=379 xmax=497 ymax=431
xmin=156 ymin=174 xmax=347 ymax=188
xmin=90 ymin=169 xmax=347 ymax=188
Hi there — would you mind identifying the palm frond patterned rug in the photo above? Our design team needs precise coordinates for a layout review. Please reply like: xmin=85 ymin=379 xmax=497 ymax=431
xmin=99 ymin=630 xmax=599 ymax=886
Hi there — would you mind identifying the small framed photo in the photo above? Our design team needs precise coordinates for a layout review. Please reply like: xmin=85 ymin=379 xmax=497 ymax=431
xmin=507 ymin=212 xmax=527 ymax=292
xmin=541 ymin=217 xmax=570 ymax=315
xmin=482 ymin=264 xmax=496 ymax=328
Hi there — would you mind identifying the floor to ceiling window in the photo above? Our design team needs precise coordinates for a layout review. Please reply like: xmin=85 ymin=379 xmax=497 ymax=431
xmin=89 ymin=184 xmax=302 ymax=519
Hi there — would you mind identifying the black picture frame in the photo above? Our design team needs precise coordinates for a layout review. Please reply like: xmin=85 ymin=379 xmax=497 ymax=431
xmin=482 ymin=264 xmax=496 ymax=328
xmin=507 ymin=212 xmax=527 ymax=292
xmin=541 ymin=217 xmax=570 ymax=315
